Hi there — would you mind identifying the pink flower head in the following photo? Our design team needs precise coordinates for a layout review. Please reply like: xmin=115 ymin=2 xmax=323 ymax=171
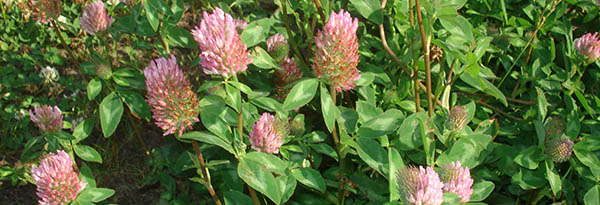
xmin=440 ymin=161 xmax=473 ymax=203
xmin=191 ymin=8 xmax=252 ymax=77
xmin=30 ymin=105 xmax=63 ymax=133
xmin=31 ymin=150 xmax=86 ymax=205
xmin=144 ymin=55 xmax=200 ymax=136
xmin=313 ymin=10 xmax=360 ymax=92
xmin=574 ymin=32 xmax=600 ymax=61
xmin=397 ymin=166 xmax=444 ymax=205
xmin=249 ymin=113 xmax=288 ymax=154
xmin=80 ymin=1 xmax=113 ymax=35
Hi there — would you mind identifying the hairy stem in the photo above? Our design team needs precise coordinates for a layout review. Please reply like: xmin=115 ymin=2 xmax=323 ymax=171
xmin=191 ymin=141 xmax=222 ymax=205
xmin=51 ymin=20 xmax=69 ymax=50
xmin=414 ymin=0 xmax=433 ymax=116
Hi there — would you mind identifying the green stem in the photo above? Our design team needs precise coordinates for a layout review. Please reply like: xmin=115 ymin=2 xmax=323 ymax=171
xmin=51 ymin=20 xmax=69 ymax=50
xmin=231 ymin=76 xmax=261 ymax=205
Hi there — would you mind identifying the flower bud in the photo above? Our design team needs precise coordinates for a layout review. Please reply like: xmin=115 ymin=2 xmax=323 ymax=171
xmin=431 ymin=45 xmax=444 ymax=62
xmin=289 ymin=114 xmax=305 ymax=136
xmin=447 ymin=106 xmax=468 ymax=130
xmin=29 ymin=0 xmax=62 ymax=24
xmin=266 ymin=34 xmax=289 ymax=63
xmin=96 ymin=64 xmax=112 ymax=80
xmin=545 ymin=137 xmax=574 ymax=163
xmin=545 ymin=117 xmax=566 ymax=137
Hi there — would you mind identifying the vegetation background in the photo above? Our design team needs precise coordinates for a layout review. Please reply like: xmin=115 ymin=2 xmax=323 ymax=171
xmin=0 ymin=0 xmax=599 ymax=204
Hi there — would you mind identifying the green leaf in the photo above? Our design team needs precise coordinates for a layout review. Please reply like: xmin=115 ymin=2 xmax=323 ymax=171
xmin=74 ymin=145 xmax=102 ymax=163
xmin=283 ymin=79 xmax=318 ymax=111
xmin=320 ymin=84 xmax=340 ymax=133
xmin=199 ymin=95 xmax=233 ymax=138
xmin=357 ymin=109 xmax=404 ymax=138
xmin=237 ymin=152 xmax=291 ymax=204
xmin=584 ymin=185 xmax=600 ymax=205
xmin=77 ymin=188 xmax=115 ymax=203
xmin=439 ymin=15 xmax=473 ymax=43
xmin=470 ymin=180 xmax=494 ymax=201
xmin=164 ymin=24 xmax=195 ymax=48
xmin=354 ymin=138 xmax=389 ymax=176
xmin=240 ymin=18 xmax=275 ymax=47
xmin=388 ymin=147 xmax=403 ymax=202
xmin=112 ymin=68 xmax=145 ymax=90
xmin=251 ymin=47 xmax=278 ymax=69
xmin=291 ymin=167 xmax=326 ymax=192
xmin=397 ymin=112 xmax=426 ymax=150
xmin=73 ymin=119 xmax=94 ymax=143
xmin=460 ymin=72 xmax=507 ymax=106
xmin=350 ymin=0 xmax=383 ymax=24
xmin=79 ymin=163 xmax=96 ymax=187
xmin=513 ymin=146 xmax=544 ymax=169
xmin=436 ymin=134 xmax=492 ymax=168
xmin=144 ymin=0 xmax=167 ymax=31
xmin=251 ymin=97 xmax=283 ymax=113
xmin=179 ymin=131 xmax=234 ymax=155
xmin=120 ymin=91 xmax=151 ymax=121
xmin=310 ymin=143 xmax=338 ymax=161
xmin=87 ymin=78 xmax=102 ymax=101
xmin=224 ymin=190 xmax=253 ymax=205
xmin=545 ymin=161 xmax=562 ymax=196
xmin=99 ymin=92 xmax=123 ymax=138
xmin=536 ymin=87 xmax=548 ymax=120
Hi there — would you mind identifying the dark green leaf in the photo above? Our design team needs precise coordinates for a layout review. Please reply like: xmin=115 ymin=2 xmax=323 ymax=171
xmin=283 ymin=79 xmax=318 ymax=111
xmin=99 ymin=92 xmax=123 ymax=138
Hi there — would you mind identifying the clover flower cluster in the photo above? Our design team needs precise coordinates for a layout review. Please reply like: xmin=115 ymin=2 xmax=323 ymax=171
xmin=398 ymin=162 xmax=473 ymax=205
xmin=80 ymin=1 xmax=113 ymax=35
xmin=574 ymin=32 xmax=600 ymax=61
xmin=249 ymin=113 xmax=289 ymax=154
xmin=30 ymin=105 xmax=63 ymax=133
xmin=313 ymin=10 xmax=360 ymax=91
xmin=144 ymin=55 xmax=199 ymax=136
xmin=192 ymin=8 xmax=252 ymax=77
xmin=31 ymin=150 xmax=86 ymax=205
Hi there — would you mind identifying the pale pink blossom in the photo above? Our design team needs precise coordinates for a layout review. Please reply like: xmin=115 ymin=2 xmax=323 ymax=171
xmin=144 ymin=55 xmax=199 ymax=136
xmin=574 ymin=32 xmax=600 ymax=61
xmin=30 ymin=105 xmax=63 ymax=133
xmin=440 ymin=161 xmax=473 ymax=203
xmin=313 ymin=10 xmax=360 ymax=91
xmin=31 ymin=150 xmax=86 ymax=205
xmin=398 ymin=166 xmax=444 ymax=205
xmin=267 ymin=34 xmax=287 ymax=53
xmin=80 ymin=1 xmax=113 ymax=35
xmin=249 ymin=113 xmax=288 ymax=153
xmin=191 ymin=8 xmax=252 ymax=77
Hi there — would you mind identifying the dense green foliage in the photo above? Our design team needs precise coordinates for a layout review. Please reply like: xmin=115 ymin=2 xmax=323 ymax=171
xmin=1 ymin=0 xmax=599 ymax=204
